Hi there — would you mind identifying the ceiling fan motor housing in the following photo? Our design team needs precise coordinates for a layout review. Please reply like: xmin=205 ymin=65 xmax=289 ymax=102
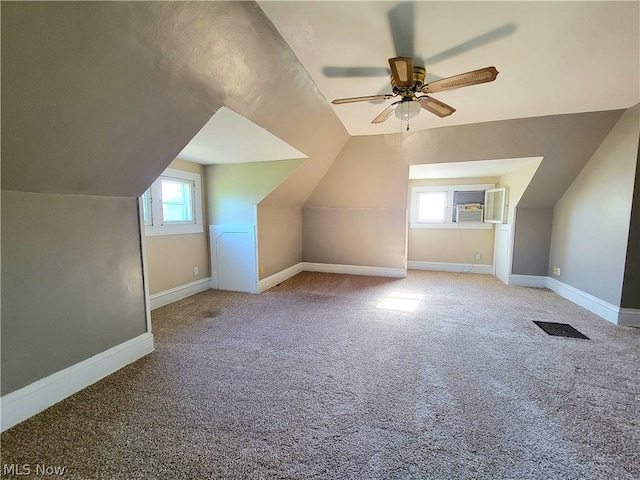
xmin=413 ymin=66 xmax=426 ymax=89
xmin=391 ymin=66 xmax=426 ymax=96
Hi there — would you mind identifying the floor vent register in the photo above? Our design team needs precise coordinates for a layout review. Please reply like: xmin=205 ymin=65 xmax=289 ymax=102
xmin=533 ymin=321 xmax=590 ymax=340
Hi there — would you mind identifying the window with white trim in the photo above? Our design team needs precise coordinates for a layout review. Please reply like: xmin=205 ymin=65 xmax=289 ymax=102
xmin=410 ymin=183 xmax=495 ymax=229
xmin=416 ymin=190 xmax=448 ymax=223
xmin=142 ymin=168 xmax=203 ymax=236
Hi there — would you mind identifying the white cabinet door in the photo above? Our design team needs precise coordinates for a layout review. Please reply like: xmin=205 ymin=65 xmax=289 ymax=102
xmin=210 ymin=225 xmax=257 ymax=293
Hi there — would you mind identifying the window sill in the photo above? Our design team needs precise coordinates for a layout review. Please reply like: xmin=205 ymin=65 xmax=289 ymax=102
xmin=144 ymin=224 xmax=204 ymax=237
xmin=410 ymin=222 xmax=493 ymax=230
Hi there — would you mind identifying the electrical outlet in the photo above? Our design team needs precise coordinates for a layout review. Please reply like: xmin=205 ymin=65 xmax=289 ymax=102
xmin=259 ymin=265 xmax=264 ymax=275
xmin=194 ymin=267 xmax=199 ymax=276
xmin=553 ymin=266 xmax=561 ymax=276
xmin=474 ymin=252 xmax=481 ymax=260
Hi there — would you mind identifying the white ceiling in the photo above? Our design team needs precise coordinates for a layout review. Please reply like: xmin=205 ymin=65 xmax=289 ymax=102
xmin=178 ymin=106 xmax=307 ymax=164
xmin=259 ymin=1 xmax=640 ymax=136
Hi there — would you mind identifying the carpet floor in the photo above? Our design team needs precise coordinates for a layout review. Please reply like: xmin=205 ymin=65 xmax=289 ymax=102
xmin=1 ymin=271 xmax=639 ymax=479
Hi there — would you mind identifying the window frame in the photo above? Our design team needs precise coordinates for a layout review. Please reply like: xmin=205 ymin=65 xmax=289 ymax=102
xmin=484 ymin=187 xmax=507 ymax=224
xmin=409 ymin=183 xmax=494 ymax=230
xmin=142 ymin=168 xmax=204 ymax=237
xmin=414 ymin=189 xmax=450 ymax=224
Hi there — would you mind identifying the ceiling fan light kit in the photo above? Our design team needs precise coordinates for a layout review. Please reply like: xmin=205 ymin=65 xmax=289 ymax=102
xmin=395 ymin=100 xmax=421 ymax=120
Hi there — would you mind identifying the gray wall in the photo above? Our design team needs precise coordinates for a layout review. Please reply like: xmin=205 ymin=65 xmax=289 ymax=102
xmin=512 ymin=208 xmax=554 ymax=276
xmin=549 ymin=104 xmax=640 ymax=306
xmin=1 ymin=191 xmax=147 ymax=395
xmin=620 ymin=134 xmax=640 ymax=309
xmin=257 ymin=206 xmax=303 ymax=278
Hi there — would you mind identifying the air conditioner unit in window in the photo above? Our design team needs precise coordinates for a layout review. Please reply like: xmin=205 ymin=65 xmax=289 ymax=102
xmin=456 ymin=204 xmax=484 ymax=222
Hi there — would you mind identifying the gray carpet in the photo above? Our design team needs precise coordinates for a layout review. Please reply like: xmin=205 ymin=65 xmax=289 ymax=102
xmin=1 ymin=271 xmax=639 ymax=479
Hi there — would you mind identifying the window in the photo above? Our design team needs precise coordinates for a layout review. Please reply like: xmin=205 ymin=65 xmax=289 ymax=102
xmin=416 ymin=191 xmax=448 ymax=222
xmin=160 ymin=178 xmax=194 ymax=223
xmin=141 ymin=190 xmax=152 ymax=226
xmin=484 ymin=187 xmax=507 ymax=223
xmin=410 ymin=183 xmax=495 ymax=229
xmin=142 ymin=168 xmax=203 ymax=236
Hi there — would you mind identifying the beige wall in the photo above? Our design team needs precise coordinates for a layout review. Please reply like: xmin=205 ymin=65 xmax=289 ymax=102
xmin=143 ymin=159 xmax=210 ymax=295
xmin=408 ymin=228 xmax=495 ymax=264
xmin=303 ymin=207 xmax=407 ymax=268
xmin=257 ymin=206 xmax=302 ymax=279
xmin=303 ymin=135 xmax=409 ymax=269
xmin=206 ymin=159 xmax=304 ymax=226
xmin=145 ymin=233 xmax=210 ymax=295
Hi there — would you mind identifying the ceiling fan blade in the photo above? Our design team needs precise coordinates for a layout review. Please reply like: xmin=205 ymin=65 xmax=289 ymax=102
xmin=423 ymin=66 xmax=499 ymax=93
xmin=323 ymin=66 xmax=389 ymax=78
xmin=388 ymin=57 xmax=414 ymax=88
xmin=372 ymin=102 xmax=400 ymax=124
xmin=424 ymin=24 xmax=516 ymax=65
xmin=387 ymin=2 xmax=415 ymax=58
xmin=332 ymin=94 xmax=395 ymax=105
xmin=417 ymin=96 xmax=456 ymax=118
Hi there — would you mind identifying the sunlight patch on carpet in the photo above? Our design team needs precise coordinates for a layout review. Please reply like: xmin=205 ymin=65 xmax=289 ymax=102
xmin=377 ymin=292 xmax=425 ymax=312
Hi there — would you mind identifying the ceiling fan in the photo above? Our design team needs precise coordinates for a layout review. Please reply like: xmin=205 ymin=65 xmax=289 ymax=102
xmin=328 ymin=3 xmax=507 ymax=130
xmin=331 ymin=56 xmax=499 ymax=128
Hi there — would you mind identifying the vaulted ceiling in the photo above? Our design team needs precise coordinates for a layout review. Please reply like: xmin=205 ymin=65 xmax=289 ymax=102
xmin=260 ymin=1 xmax=639 ymax=136
xmin=3 ymin=1 xmax=638 ymax=200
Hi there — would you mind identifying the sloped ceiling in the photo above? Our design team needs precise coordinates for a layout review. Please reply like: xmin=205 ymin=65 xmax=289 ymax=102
xmin=177 ymin=107 xmax=307 ymax=165
xmin=2 ymin=1 xmax=637 ymax=208
xmin=305 ymin=110 xmax=625 ymax=210
xmin=1 ymin=1 xmax=348 ymax=198
xmin=260 ymin=1 xmax=639 ymax=136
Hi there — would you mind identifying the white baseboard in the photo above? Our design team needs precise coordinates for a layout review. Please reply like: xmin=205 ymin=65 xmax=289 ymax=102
xmin=1 ymin=332 xmax=154 ymax=432
xmin=618 ymin=308 xmax=640 ymax=327
xmin=508 ymin=274 xmax=548 ymax=288
xmin=256 ymin=262 xmax=406 ymax=293
xmin=408 ymin=261 xmax=493 ymax=275
xmin=150 ymin=277 xmax=211 ymax=310
xmin=545 ymin=277 xmax=632 ymax=326
xmin=258 ymin=263 xmax=304 ymax=293
xmin=301 ymin=262 xmax=407 ymax=278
